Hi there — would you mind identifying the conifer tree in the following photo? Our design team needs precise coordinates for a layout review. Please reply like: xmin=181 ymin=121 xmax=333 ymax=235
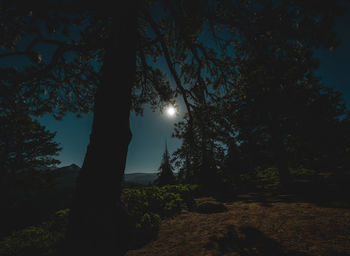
xmin=154 ymin=140 xmax=175 ymax=186
xmin=0 ymin=111 xmax=61 ymax=237
xmin=0 ymin=112 xmax=61 ymax=184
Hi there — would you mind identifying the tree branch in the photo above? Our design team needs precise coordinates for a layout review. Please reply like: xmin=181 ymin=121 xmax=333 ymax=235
xmin=0 ymin=51 xmax=27 ymax=59
xmin=143 ymin=9 xmax=194 ymax=122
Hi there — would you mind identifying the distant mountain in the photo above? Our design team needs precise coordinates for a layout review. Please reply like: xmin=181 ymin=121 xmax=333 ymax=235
xmin=124 ymin=172 xmax=158 ymax=186
xmin=54 ymin=164 xmax=158 ymax=187
xmin=55 ymin=164 xmax=80 ymax=188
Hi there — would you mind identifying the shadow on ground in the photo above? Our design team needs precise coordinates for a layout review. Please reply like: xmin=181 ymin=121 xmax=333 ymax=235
xmin=205 ymin=224 xmax=310 ymax=256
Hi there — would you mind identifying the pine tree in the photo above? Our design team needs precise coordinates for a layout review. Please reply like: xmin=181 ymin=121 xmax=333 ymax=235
xmin=0 ymin=112 xmax=61 ymax=183
xmin=0 ymin=111 xmax=61 ymax=237
xmin=154 ymin=140 xmax=175 ymax=186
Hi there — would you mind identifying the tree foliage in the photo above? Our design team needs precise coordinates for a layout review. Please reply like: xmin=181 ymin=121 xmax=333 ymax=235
xmin=154 ymin=141 xmax=175 ymax=186
xmin=0 ymin=113 xmax=61 ymax=175
xmin=220 ymin=0 xmax=349 ymax=186
xmin=0 ymin=111 xmax=61 ymax=238
xmin=173 ymin=0 xmax=349 ymax=188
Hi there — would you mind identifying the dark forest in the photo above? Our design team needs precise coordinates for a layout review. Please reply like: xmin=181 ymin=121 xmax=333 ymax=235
xmin=1 ymin=1 xmax=350 ymax=255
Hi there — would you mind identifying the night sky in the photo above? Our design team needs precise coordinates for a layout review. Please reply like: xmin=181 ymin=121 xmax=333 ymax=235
xmin=38 ymin=104 xmax=183 ymax=173
xmin=38 ymin=8 xmax=350 ymax=174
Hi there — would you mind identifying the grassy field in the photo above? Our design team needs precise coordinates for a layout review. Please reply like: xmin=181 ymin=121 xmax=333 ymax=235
xmin=126 ymin=192 xmax=350 ymax=256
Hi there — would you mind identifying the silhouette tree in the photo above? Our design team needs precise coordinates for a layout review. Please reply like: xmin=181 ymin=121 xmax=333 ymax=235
xmin=0 ymin=111 xmax=61 ymax=237
xmin=0 ymin=112 xmax=61 ymax=184
xmin=337 ymin=114 xmax=350 ymax=172
xmin=173 ymin=105 xmax=225 ymax=188
xmin=175 ymin=0 xmax=348 ymax=190
xmin=222 ymin=13 xmax=348 ymax=189
xmin=0 ymin=0 xmax=346 ymax=255
xmin=154 ymin=140 xmax=175 ymax=186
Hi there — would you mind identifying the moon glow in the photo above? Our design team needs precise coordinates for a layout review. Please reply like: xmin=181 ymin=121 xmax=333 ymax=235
xmin=165 ymin=105 xmax=176 ymax=117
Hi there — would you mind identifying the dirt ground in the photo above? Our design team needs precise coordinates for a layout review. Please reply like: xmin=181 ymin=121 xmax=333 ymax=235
xmin=126 ymin=194 xmax=350 ymax=256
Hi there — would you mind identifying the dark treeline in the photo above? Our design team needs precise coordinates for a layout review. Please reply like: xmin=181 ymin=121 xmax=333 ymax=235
xmin=0 ymin=0 xmax=349 ymax=255
xmin=172 ymin=14 xmax=350 ymax=192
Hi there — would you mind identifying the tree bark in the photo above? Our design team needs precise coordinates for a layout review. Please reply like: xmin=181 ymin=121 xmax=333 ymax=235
xmin=271 ymin=122 xmax=292 ymax=191
xmin=276 ymin=145 xmax=291 ymax=191
xmin=63 ymin=2 xmax=137 ymax=256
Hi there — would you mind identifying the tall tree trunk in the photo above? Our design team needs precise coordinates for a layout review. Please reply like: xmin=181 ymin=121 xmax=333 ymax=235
xmin=63 ymin=2 xmax=136 ymax=256
xmin=271 ymin=122 xmax=291 ymax=191
xmin=276 ymin=144 xmax=291 ymax=191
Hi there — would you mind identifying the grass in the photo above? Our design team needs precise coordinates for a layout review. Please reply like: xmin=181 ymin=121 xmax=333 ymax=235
xmin=126 ymin=193 xmax=350 ymax=256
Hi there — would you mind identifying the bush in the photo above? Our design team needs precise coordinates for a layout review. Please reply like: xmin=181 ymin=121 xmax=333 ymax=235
xmin=0 ymin=184 xmax=198 ymax=255
xmin=256 ymin=167 xmax=279 ymax=184
xmin=122 ymin=184 xmax=198 ymax=219
xmin=290 ymin=167 xmax=317 ymax=178
xmin=0 ymin=209 xmax=69 ymax=256
xmin=122 ymin=184 xmax=198 ymax=247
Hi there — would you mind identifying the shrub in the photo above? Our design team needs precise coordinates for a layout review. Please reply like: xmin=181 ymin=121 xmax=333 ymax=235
xmin=290 ymin=167 xmax=317 ymax=177
xmin=0 ymin=184 xmax=198 ymax=255
xmin=122 ymin=184 xmax=198 ymax=220
xmin=123 ymin=184 xmax=198 ymax=248
xmin=0 ymin=209 xmax=69 ymax=256
xmin=256 ymin=167 xmax=279 ymax=184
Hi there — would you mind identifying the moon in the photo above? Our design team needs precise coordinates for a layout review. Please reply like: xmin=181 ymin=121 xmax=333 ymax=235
xmin=165 ymin=105 xmax=177 ymax=117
